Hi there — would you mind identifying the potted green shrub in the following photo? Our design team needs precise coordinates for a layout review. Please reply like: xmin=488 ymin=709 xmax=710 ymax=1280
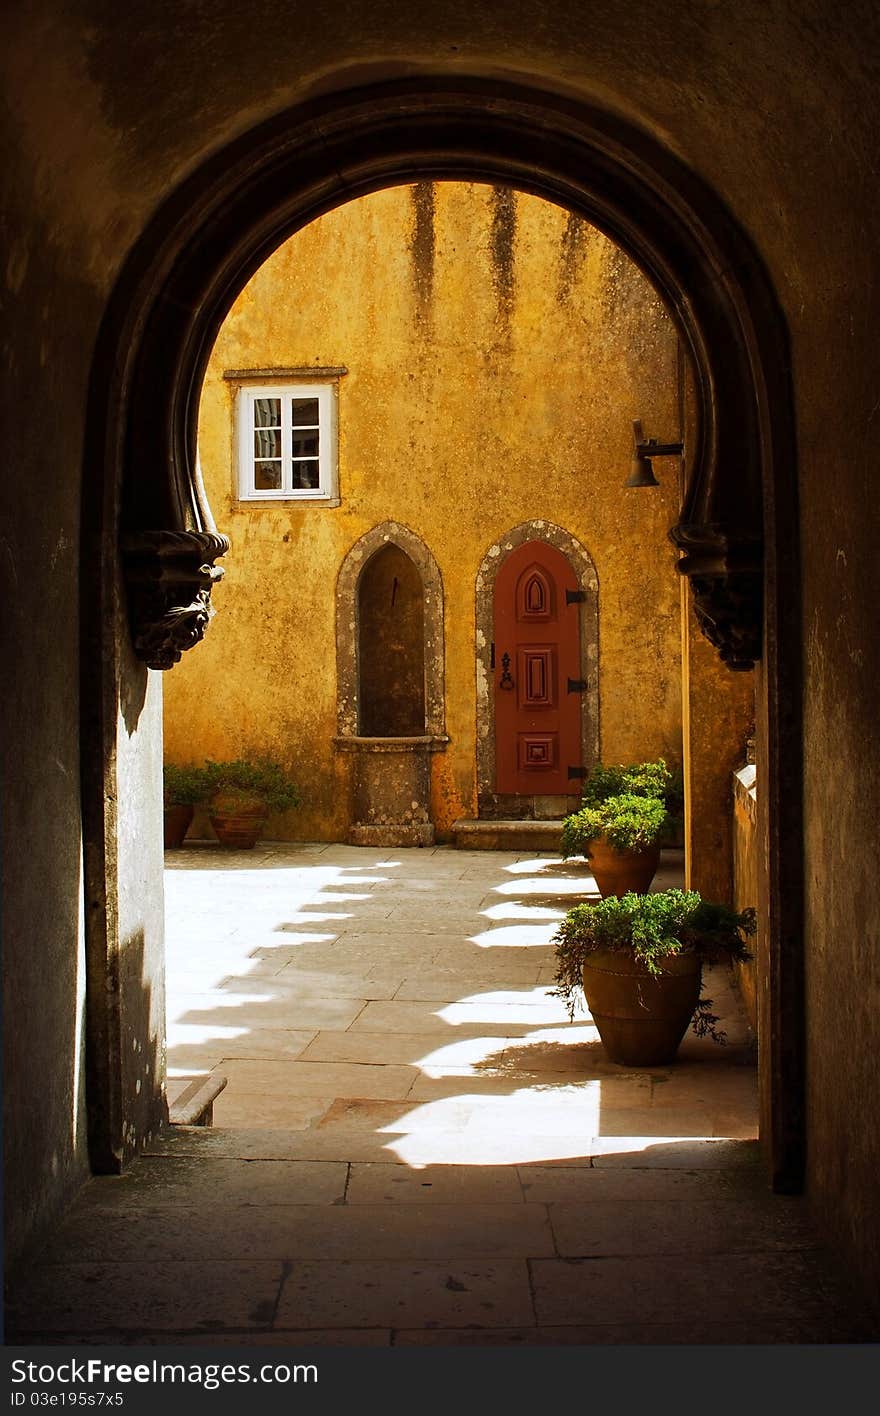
xmin=551 ymin=888 xmax=756 ymax=1065
xmin=579 ymin=757 xmax=673 ymax=807
xmin=561 ymin=791 xmax=670 ymax=896
xmin=204 ymin=757 xmax=301 ymax=849
xmin=163 ymin=762 xmax=213 ymax=849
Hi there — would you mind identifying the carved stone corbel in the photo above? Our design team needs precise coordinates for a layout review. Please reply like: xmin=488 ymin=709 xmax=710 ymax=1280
xmin=669 ymin=522 xmax=763 ymax=671
xmin=122 ymin=529 xmax=230 ymax=671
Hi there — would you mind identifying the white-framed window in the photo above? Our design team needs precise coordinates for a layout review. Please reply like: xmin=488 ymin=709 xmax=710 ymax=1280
xmin=236 ymin=382 xmax=338 ymax=501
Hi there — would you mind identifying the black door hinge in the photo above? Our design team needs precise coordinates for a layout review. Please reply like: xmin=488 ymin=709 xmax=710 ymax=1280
xmin=567 ymin=678 xmax=588 ymax=693
xmin=490 ymin=641 xmax=496 ymax=669
xmin=566 ymin=589 xmax=587 ymax=604
xmin=567 ymin=765 xmax=587 ymax=779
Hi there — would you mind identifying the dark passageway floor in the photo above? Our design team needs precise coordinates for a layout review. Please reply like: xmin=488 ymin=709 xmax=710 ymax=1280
xmin=5 ymin=845 xmax=875 ymax=1344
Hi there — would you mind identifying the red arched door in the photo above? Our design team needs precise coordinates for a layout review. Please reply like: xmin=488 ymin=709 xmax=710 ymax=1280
xmin=493 ymin=540 xmax=584 ymax=796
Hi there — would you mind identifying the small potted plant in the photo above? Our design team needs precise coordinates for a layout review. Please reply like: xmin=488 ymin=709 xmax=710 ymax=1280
xmin=551 ymin=888 xmax=756 ymax=1066
xmin=561 ymin=791 xmax=670 ymax=896
xmin=163 ymin=762 xmax=213 ymax=849
xmin=204 ymin=756 xmax=300 ymax=849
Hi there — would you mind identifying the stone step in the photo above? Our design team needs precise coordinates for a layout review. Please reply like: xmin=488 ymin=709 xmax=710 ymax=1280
xmin=166 ymin=1073 xmax=228 ymax=1126
xmin=450 ymin=818 xmax=564 ymax=851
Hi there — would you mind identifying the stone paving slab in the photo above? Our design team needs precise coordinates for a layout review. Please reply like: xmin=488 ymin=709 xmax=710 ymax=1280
xmin=546 ymin=1198 xmax=819 ymax=1257
xmin=143 ymin=1127 xmax=403 ymax=1162
xmin=296 ymin=1030 xmax=520 ymax=1067
xmin=44 ymin=1202 xmax=555 ymax=1264
xmin=215 ymin=959 xmax=402 ymax=990
xmin=314 ymin=1097 xmax=476 ymax=1133
xmin=332 ymin=912 xmax=504 ymax=935
xmin=167 ymin=993 xmax=368 ymax=1031
xmin=72 ymin=1157 xmax=347 ymax=1208
xmin=590 ymin=1138 xmax=762 ymax=1167
xmin=391 ymin=1319 xmax=857 ymax=1344
xmin=589 ymin=1105 xmax=718 ymax=1137
xmin=210 ymin=1093 xmax=337 ymax=1129
xmin=351 ymin=1130 xmax=600 ymax=1168
xmin=213 ymin=1058 xmax=419 ymax=1099
xmin=274 ymin=1258 xmax=536 ymax=1330
xmin=391 ymin=966 xmax=547 ymax=996
xmin=167 ymin=1024 xmax=317 ymax=1068
xmin=6 ymin=1261 xmax=284 ymax=1335
xmin=405 ymin=1071 xmax=604 ymax=1099
xmin=346 ymin=1161 xmax=525 ymax=1205
xmin=347 ymin=997 xmax=573 ymax=1033
xmin=16 ymin=1329 xmax=393 ymax=1346
xmin=406 ymin=1072 xmax=652 ymax=1103
xmin=529 ymin=1251 xmax=871 ymax=1336
xmin=516 ymin=1164 xmax=767 ymax=1203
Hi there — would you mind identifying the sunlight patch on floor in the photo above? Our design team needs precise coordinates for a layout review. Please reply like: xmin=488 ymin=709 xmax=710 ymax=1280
xmin=433 ymin=991 xmax=570 ymax=1026
xmin=501 ymin=857 xmax=567 ymax=874
xmin=413 ymin=1023 xmax=598 ymax=1076
xmin=468 ymin=922 xmax=560 ymax=948
xmin=480 ymin=901 xmax=567 ymax=921
xmin=491 ymin=875 xmax=597 ymax=897
xmin=379 ymin=1083 xmax=602 ymax=1165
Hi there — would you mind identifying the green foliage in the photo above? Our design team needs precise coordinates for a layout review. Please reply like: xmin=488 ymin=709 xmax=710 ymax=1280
xmin=204 ymin=757 xmax=301 ymax=814
xmin=580 ymin=758 xmax=673 ymax=808
xmin=550 ymin=888 xmax=756 ymax=1040
xmin=163 ymin=762 xmax=213 ymax=807
xmin=561 ymin=792 xmax=670 ymax=858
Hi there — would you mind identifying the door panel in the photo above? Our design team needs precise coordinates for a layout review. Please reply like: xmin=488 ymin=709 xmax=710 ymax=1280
xmin=494 ymin=540 xmax=583 ymax=795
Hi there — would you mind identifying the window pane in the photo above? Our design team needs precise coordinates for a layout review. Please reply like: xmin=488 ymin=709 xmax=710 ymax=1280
xmin=254 ymin=428 xmax=281 ymax=459
xmin=254 ymin=460 xmax=282 ymax=490
xmin=292 ymin=430 xmax=319 ymax=458
xmin=291 ymin=460 xmax=320 ymax=489
xmin=254 ymin=397 xmax=281 ymax=427
xmin=292 ymin=398 xmax=319 ymax=426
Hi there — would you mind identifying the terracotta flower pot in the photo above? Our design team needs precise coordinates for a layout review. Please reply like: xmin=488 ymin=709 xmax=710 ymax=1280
xmin=581 ymin=948 xmax=702 ymax=1065
xmin=163 ymin=803 xmax=194 ymax=849
xmin=208 ymin=793 xmax=268 ymax=849
xmin=586 ymin=836 xmax=661 ymax=897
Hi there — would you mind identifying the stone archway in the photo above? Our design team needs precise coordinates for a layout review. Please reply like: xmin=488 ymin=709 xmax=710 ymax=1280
xmin=83 ymin=77 xmax=802 ymax=1190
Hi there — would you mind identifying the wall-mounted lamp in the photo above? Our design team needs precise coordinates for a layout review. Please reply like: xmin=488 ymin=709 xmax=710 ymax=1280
xmin=626 ymin=419 xmax=684 ymax=487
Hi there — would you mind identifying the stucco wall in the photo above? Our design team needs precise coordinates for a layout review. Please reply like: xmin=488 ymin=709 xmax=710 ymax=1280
xmin=732 ymin=764 xmax=759 ymax=1035
xmin=163 ymin=184 xmax=684 ymax=840
xmin=0 ymin=207 xmax=95 ymax=1265
xmin=682 ymin=582 xmax=756 ymax=903
xmin=2 ymin=0 xmax=879 ymax=1314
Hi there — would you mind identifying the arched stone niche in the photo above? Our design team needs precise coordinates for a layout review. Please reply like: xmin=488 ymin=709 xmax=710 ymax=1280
xmin=357 ymin=544 xmax=426 ymax=737
xmin=335 ymin=522 xmax=447 ymax=845
xmin=475 ymin=522 xmax=599 ymax=818
xmin=336 ymin=522 xmax=445 ymax=737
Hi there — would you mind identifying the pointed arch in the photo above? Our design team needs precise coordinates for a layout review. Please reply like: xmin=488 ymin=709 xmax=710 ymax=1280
xmin=82 ymin=76 xmax=804 ymax=1192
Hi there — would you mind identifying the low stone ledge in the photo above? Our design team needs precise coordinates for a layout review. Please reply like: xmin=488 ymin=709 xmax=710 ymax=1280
xmin=452 ymin=818 xmax=564 ymax=851
xmin=167 ymin=1073 xmax=227 ymax=1126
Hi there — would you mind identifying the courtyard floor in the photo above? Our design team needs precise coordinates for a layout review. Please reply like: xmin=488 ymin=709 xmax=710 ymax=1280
xmin=5 ymin=843 xmax=875 ymax=1345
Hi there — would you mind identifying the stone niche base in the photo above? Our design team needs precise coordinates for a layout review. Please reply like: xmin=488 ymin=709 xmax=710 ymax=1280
xmin=349 ymin=821 xmax=435 ymax=847
xmin=335 ymin=735 xmax=447 ymax=848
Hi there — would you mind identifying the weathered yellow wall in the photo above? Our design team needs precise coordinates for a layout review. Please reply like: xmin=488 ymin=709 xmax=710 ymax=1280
xmin=164 ymin=182 xmax=684 ymax=840
xmin=732 ymin=762 xmax=759 ymax=1033
xmin=682 ymin=582 xmax=756 ymax=900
